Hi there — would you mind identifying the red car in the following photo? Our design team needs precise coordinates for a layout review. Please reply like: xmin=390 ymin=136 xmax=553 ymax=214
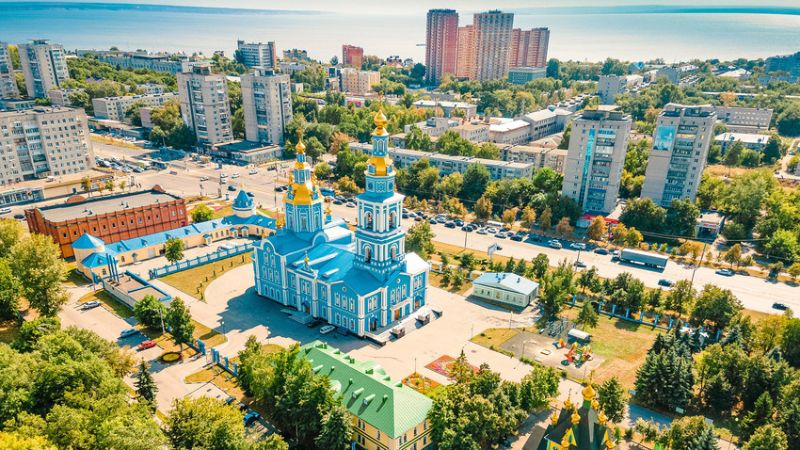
xmin=137 ymin=340 xmax=157 ymax=351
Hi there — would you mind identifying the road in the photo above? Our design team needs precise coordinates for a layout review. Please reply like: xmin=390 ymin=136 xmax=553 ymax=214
xmin=41 ymin=141 xmax=800 ymax=316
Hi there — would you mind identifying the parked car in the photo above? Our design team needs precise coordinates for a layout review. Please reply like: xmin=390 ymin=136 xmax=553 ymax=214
xmin=333 ymin=199 xmax=343 ymax=205
xmin=243 ymin=410 xmax=261 ymax=427
xmin=345 ymin=202 xmax=356 ymax=208
xmin=137 ymin=340 xmax=157 ymax=350
xmin=231 ymin=173 xmax=240 ymax=178
xmin=594 ymin=248 xmax=610 ymax=255
xmin=227 ymin=185 xmax=237 ymax=191
xmin=402 ymin=212 xmax=409 ymax=219
xmin=658 ymin=279 xmax=674 ymax=287
xmin=510 ymin=234 xmax=524 ymax=242
xmin=485 ymin=227 xmax=498 ymax=234
xmin=248 ymin=169 xmax=258 ymax=175
xmin=455 ymin=219 xmax=464 ymax=227
xmin=13 ymin=214 xmax=24 ymax=220
xmin=574 ymin=260 xmax=587 ymax=268
xmin=548 ymin=240 xmax=563 ymax=249
xmin=570 ymin=242 xmax=587 ymax=250
xmin=220 ymin=173 xmax=228 ymax=178
xmin=119 ymin=328 xmax=139 ymax=338
xmin=444 ymin=221 xmax=456 ymax=228
xmin=199 ymin=176 xmax=209 ymax=181
xmin=169 ymin=170 xmax=178 ymax=175
xmin=716 ymin=268 xmax=735 ymax=277
xmin=773 ymin=302 xmax=789 ymax=311
xmin=496 ymin=232 xmax=508 ymax=239
xmin=429 ymin=219 xmax=438 ymax=225
xmin=0 ymin=207 xmax=12 ymax=214
xmin=306 ymin=318 xmax=323 ymax=328
xmin=81 ymin=300 xmax=101 ymax=310
xmin=320 ymin=325 xmax=336 ymax=335
xmin=476 ymin=228 xmax=488 ymax=235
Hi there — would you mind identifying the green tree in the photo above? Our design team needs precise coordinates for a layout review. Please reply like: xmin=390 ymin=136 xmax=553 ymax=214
xmin=762 ymin=135 xmax=784 ymax=164
xmin=133 ymin=294 xmax=166 ymax=330
xmin=723 ymin=244 xmax=742 ymax=268
xmin=587 ymin=216 xmax=608 ymax=241
xmin=0 ymin=259 xmax=21 ymax=319
xmin=776 ymin=104 xmax=800 ymax=137
xmin=406 ymin=222 xmax=435 ymax=258
xmin=190 ymin=204 xmax=214 ymax=223
xmin=539 ymin=207 xmax=553 ymax=232
xmin=744 ymin=424 xmax=788 ymax=450
xmin=520 ymin=206 xmax=537 ymax=232
xmin=314 ymin=161 xmax=333 ymax=180
xmin=474 ymin=196 xmax=493 ymax=223
xmin=635 ymin=334 xmax=694 ymax=411
xmin=531 ymin=254 xmax=549 ymax=280
xmin=666 ymin=280 xmax=696 ymax=315
xmin=741 ymin=392 xmax=775 ymax=440
xmin=166 ymin=397 xmax=245 ymax=450
xmin=0 ymin=219 xmax=24 ymax=257
xmin=10 ymin=234 xmax=67 ymax=316
xmin=164 ymin=238 xmax=184 ymax=263
xmin=666 ymin=198 xmax=700 ymax=237
xmin=781 ymin=318 xmax=800 ymax=367
xmin=315 ymin=403 xmax=352 ymax=450
xmin=12 ymin=316 xmax=60 ymax=352
xmin=555 ymin=217 xmax=573 ymax=238
xmin=657 ymin=416 xmax=719 ymax=450
xmin=576 ymin=301 xmax=599 ymax=330
xmin=134 ymin=359 xmax=157 ymax=411
xmin=538 ymin=260 xmax=574 ymax=321
xmin=165 ymin=297 xmax=194 ymax=351
xmin=620 ymin=198 xmax=667 ymax=233
xmin=597 ymin=377 xmax=627 ymax=423
xmin=474 ymin=142 xmax=500 ymax=160
xmin=689 ymin=285 xmax=742 ymax=333
xmin=461 ymin=163 xmax=491 ymax=203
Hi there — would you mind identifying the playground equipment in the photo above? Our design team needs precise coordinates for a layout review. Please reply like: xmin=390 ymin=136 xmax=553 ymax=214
xmin=564 ymin=342 xmax=593 ymax=367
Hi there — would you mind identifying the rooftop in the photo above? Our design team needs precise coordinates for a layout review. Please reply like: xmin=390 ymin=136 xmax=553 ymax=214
xmin=714 ymin=132 xmax=770 ymax=145
xmin=301 ymin=341 xmax=432 ymax=438
xmin=473 ymin=272 xmax=539 ymax=296
xmin=31 ymin=190 xmax=183 ymax=223
xmin=489 ymin=119 xmax=530 ymax=133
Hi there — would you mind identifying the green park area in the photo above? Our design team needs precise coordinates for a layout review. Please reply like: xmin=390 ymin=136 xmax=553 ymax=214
xmin=161 ymin=253 xmax=252 ymax=300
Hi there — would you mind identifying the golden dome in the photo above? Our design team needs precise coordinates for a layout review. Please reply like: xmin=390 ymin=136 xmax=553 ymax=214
xmin=598 ymin=410 xmax=608 ymax=426
xmin=373 ymin=109 xmax=388 ymax=136
xmin=368 ymin=155 xmax=392 ymax=176
xmin=560 ymin=434 xmax=571 ymax=450
xmin=285 ymin=181 xmax=319 ymax=206
xmin=325 ymin=204 xmax=332 ymax=215
xmin=550 ymin=411 xmax=559 ymax=426
xmin=295 ymin=129 xmax=306 ymax=154
xmin=606 ymin=437 xmax=615 ymax=450
xmin=571 ymin=408 xmax=580 ymax=425
xmin=564 ymin=397 xmax=573 ymax=410
xmin=582 ymin=383 xmax=596 ymax=402
xmin=591 ymin=399 xmax=600 ymax=410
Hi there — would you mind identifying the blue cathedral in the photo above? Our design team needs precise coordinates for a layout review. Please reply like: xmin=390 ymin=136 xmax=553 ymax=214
xmin=253 ymin=111 xmax=429 ymax=337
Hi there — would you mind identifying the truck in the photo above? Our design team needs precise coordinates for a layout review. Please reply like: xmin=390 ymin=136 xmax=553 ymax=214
xmin=619 ymin=248 xmax=668 ymax=270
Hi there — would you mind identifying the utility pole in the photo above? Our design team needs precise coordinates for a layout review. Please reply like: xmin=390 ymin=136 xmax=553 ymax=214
xmin=690 ymin=240 xmax=709 ymax=289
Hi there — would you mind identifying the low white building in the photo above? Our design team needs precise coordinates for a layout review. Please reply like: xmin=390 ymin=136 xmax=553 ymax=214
xmin=413 ymin=100 xmax=477 ymax=118
xmin=489 ymin=118 xmax=532 ymax=145
xmin=472 ymin=272 xmax=539 ymax=308
xmin=715 ymin=132 xmax=770 ymax=152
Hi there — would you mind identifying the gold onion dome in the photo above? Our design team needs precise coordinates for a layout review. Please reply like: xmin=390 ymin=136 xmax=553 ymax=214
xmin=571 ymin=408 xmax=580 ymax=425
xmin=591 ymin=399 xmax=600 ymax=410
xmin=373 ymin=109 xmax=388 ymax=134
xmin=560 ymin=435 xmax=571 ymax=450
xmin=582 ymin=383 xmax=596 ymax=402
xmin=550 ymin=411 xmax=559 ymax=426
xmin=598 ymin=410 xmax=608 ymax=426
xmin=295 ymin=129 xmax=306 ymax=154
xmin=564 ymin=397 xmax=573 ymax=410
xmin=606 ymin=437 xmax=616 ymax=449
xmin=368 ymin=109 xmax=392 ymax=176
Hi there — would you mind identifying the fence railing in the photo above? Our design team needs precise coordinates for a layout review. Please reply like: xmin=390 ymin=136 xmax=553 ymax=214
xmin=149 ymin=242 xmax=254 ymax=279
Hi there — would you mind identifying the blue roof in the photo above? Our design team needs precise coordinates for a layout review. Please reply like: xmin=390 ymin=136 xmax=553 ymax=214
xmin=72 ymin=233 xmax=106 ymax=250
xmin=81 ymin=251 xmax=114 ymax=268
xmin=232 ymin=190 xmax=254 ymax=210
xmin=473 ymin=272 xmax=539 ymax=296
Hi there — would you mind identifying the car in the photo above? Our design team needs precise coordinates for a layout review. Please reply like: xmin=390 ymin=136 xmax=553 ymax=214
xmin=414 ymin=216 xmax=422 ymax=221
xmin=476 ymin=228 xmax=488 ymax=235
xmin=611 ymin=249 xmax=621 ymax=256
xmin=306 ymin=318 xmax=323 ymax=328
xmin=495 ymin=244 xmax=503 ymax=251
xmin=444 ymin=221 xmax=456 ymax=228
xmin=169 ymin=170 xmax=178 ymax=175
xmin=246 ymin=192 xmax=254 ymax=197
xmin=658 ymin=279 xmax=674 ymax=287
xmin=402 ymin=212 xmax=409 ymax=219
xmin=461 ymin=225 xmax=472 ymax=232
xmin=320 ymin=325 xmax=336 ymax=335
xmin=346 ymin=202 xmax=356 ymax=208
xmin=243 ymin=410 xmax=261 ymax=427
xmin=333 ymin=199 xmax=343 ymax=205
xmin=13 ymin=214 xmax=24 ymax=220
xmin=594 ymin=248 xmax=610 ymax=255
xmin=220 ymin=173 xmax=228 ymax=178
xmin=137 ymin=340 xmax=157 ymax=350
xmin=773 ymin=303 xmax=789 ymax=311
xmin=510 ymin=234 xmax=523 ymax=242
xmin=455 ymin=219 xmax=464 ymax=226
xmin=248 ymin=169 xmax=258 ymax=175
xmin=486 ymin=227 xmax=498 ymax=234
xmin=200 ymin=176 xmax=209 ymax=181
xmin=81 ymin=300 xmax=101 ymax=310
xmin=220 ymin=178 xmax=228 ymax=184
xmin=548 ymin=240 xmax=563 ymax=249
xmin=0 ymin=207 xmax=11 ymax=214
xmin=716 ymin=268 xmax=735 ymax=277
xmin=496 ymin=232 xmax=508 ymax=239
xmin=119 ymin=328 xmax=139 ymax=338
xmin=231 ymin=173 xmax=240 ymax=178
xmin=574 ymin=260 xmax=587 ymax=268
xmin=570 ymin=242 xmax=587 ymax=250
xmin=429 ymin=219 xmax=439 ymax=225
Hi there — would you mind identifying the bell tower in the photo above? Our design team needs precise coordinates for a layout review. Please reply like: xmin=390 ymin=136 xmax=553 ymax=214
xmin=284 ymin=130 xmax=325 ymax=234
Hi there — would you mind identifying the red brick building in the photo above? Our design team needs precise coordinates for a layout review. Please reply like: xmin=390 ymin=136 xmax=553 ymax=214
xmin=342 ymin=44 xmax=364 ymax=68
xmin=25 ymin=187 xmax=188 ymax=259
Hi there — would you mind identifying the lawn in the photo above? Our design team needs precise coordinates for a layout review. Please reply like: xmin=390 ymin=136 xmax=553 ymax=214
xmin=139 ymin=319 xmax=226 ymax=355
xmin=160 ymin=253 xmax=252 ymax=300
xmin=470 ymin=328 xmax=521 ymax=348
xmin=64 ymin=269 xmax=89 ymax=287
xmin=560 ymin=306 xmax=661 ymax=388
xmin=185 ymin=365 xmax=245 ymax=399
xmin=78 ymin=289 xmax=133 ymax=318
xmin=428 ymin=271 xmax=472 ymax=295
xmin=402 ymin=372 xmax=445 ymax=398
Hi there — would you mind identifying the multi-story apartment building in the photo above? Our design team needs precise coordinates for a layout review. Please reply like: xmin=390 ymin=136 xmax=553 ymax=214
xmin=488 ymin=119 xmax=531 ymax=145
xmin=452 ymin=121 xmax=489 ymax=142
xmin=241 ymin=68 xmax=292 ymax=145
xmin=403 ymin=117 xmax=460 ymax=138
xmin=236 ymin=40 xmax=277 ymax=69
xmin=425 ymin=9 xmax=459 ymax=85
xmin=509 ymin=27 xmax=549 ymax=68
xmin=18 ymin=40 xmax=70 ymax=98
xmin=25 ymin=188 xmax=188 ymax=258
xmin=339 ymin=68 xmax=380 ymax=95
xmin=473 ymin=11 xmax=514 ymax=81
xmin=562 ymin=109 xmax=632 ymax=214
xmin=92 ymin=93 xmax=176 ymax=121
xmin=86 ymin=50 xmax=188 ymax=74
xmin=455 ymin=25 xmax=476 ymax=80
xmin=501 ymin=144 xmax=568 ymax=173
xmin=508 ymin=66 xmax=546 ymax=85
xmin=342 ymin=44 xmax=364 ymax=68
xmin=282 ymin=48 xmax=309 ymax=61
xmin=0 ymin=106 xmax=94 ymax=186
xmin=0 ymin=43 xmax=19 ymax=99
xmin=641 ymin=104 xmax=715 ymax=208
xmin=711 ymin=105 xmax=772 ymax=132
xmin=47 ymin=88 xmax=85 ymax=107
xmin=412 ymin=100 xmax=477 ymax=118
xmin=597 ymin=74 xmax=644 ymax=105
xmin=176 ymin=64 xmax=233 ymax=145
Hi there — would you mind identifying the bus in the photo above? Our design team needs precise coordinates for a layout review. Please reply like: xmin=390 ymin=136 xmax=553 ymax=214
xmin=619 ymin=248 xmax=668 ymax=270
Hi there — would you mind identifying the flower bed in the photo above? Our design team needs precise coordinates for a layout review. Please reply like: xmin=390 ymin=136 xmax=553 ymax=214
xmin=160 ymin=351 xmax=182 ymax=363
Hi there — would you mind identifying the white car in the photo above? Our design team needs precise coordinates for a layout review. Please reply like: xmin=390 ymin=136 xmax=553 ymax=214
xmin=0 ymin=207 xmax=11 ymax=214
xmin=570 ymin=242 xmax=587 ymax=250
xmin=248 ymin=169 xmax=258 ymax=175
xmin=220 ymin=173 xmax=228 ymax=178
xmin=319 ymin=325 xmax=336 ymax=335
xmin=199 ymin=176 xmax=209 ymax=182
xmin=231 ymin=173 xmax=240 ymax=179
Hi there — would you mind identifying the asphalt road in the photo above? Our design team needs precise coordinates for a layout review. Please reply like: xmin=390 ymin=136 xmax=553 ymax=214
xmin=60 ymin=142 xmax=800 ymax=316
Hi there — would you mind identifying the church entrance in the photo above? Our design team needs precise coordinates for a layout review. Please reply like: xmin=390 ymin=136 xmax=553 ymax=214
xmin=370 ymin=317 xmax=377 ymax=331
xmin=303 ymin=303 xmax=310 ymax=314
xmin=393 ymin=308 xmax=401 ymax=321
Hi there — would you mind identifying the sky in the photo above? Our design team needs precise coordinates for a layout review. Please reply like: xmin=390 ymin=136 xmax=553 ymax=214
xmin=3 ymin=0 xmax=800 ymax=15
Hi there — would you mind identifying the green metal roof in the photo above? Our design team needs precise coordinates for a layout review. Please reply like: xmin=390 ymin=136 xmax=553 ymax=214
xmin=301 ymin=341 xmax=432 ymax=439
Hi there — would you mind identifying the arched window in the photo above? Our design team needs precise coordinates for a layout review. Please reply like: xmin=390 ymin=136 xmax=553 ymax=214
xmin=365 ymin=212 xmax=374 ymax=230
xmin=389 ymin=211 xmax=397 ymax=229
xmin=364 ymin=246 xmax=372 ymax=264
xmin=390 ymin=246 xmax=397 ymax=260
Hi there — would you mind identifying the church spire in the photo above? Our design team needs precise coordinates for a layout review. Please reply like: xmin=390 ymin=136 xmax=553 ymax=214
xmin=283 ymin=129 xmax=325 ymax=233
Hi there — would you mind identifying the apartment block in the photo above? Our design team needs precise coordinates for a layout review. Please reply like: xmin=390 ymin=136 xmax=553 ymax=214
xmin=18 ymin=40 xmax=70 ymax=98
xmin=425 ymin=9 xmax=459 ymax=85
xmin=562 ymin=109 xmax=632 ymax=214
xmin=92 ymin=93 xmax=176 ymax=121
xmin=176 ymin=64 xmax=233 ymax=145
xmin=598 ymin=74 xmax=644 ymax=104
xmin=452 ymin=121 xmax=489 ymax=142
xmin=456 ymin=25 xmax=476 ymax=80
xmin=473 ymin=11 xmax=514 ymax=81
xmin=339 ymin=68 xmax=380 ymax=95
xmin=508 ymin=66 xmax=546 ymax=85
xmin=47 ymin=88 xmax=85 ymax=107
xmin=87 ymin=50 xmax=188 ymax=74
xmin=712 ymin=105 xmax=772 ymax=132
xmin=412 ymin=100 xmax=477 ymax=118
xmin=236 ymin=40 xmax=277 ymax=69
xmin=521 ymin=108 xmax=574 ymax=141
xmin=241 ymin=68 xmax=292 ymax=145
xmin=510 ymin=27 xmax=550 ymax=68
xmin=641 ymin=104 xmax=715 ymax=208
xmin=0 ymin=106 xmax=94 ymax=186
xmin=489 ymin=118 xmax=531 ymax=145
xmin=403 ymin=117 xmax=460 ymax=138
xmin=0 ymin=43 xmax=19 ymax=99
xmin=501 ymin=145 xmax=568 ymax=173
xmin=342 ymin=44 xmax=364 ymax=68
